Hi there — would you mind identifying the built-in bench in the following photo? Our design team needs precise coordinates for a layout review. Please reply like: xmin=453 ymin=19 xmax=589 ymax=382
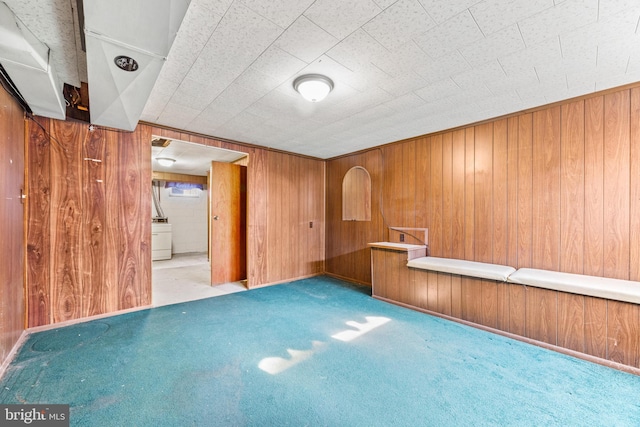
xmin=507 ymin=268 xmax=640 ymax=305
xmin=406 ymin=256 xmax=515 ymax=282
xmin=369 ymin=249 xmax=640 ymax=373
xmin=406 ymin=257 xmax=640 ymax=306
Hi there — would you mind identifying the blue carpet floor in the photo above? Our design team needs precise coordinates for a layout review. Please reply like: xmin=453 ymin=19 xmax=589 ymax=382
xmin=1 ymin=276 xmax=639 ymax=426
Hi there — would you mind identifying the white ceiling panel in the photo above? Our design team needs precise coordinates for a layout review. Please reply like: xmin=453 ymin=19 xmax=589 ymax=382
xmin=418 ymin=0 xmax=483 ymax=24
xmin=5 ymin=0 xmax=640 ymax=159
xmin=469 ymin=0 xmax=553 ymax=36
xmin=274 ymin=16 xmax=337 ymax=63
xmin=240 ymin=0 xmax=313 ymax=28
xmin=518 ymin=0 xmax=599 ymax=46
xmin=413 ymin=10 xmax=483 ymax=58
xmin=363 ymin=0 xmax=436 ymax=49
xmin=304 ymin=0 xmax=382 ymax=40
xmin=458 ymin=24 xmax=525 ymax=67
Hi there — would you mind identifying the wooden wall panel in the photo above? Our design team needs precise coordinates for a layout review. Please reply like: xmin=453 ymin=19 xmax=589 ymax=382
xmin=560 ymin=101 xmax=585 ymax=274
xmin=492 ymin=119 xmax=508 ymax=265
xmin=415 ymin=137 xmax=430 ymax=238
xmin=603 ymin=91 xmax=630 ymax=280
xmin=441 ymin=133 xmax=453 ymax=257
xmin=607 ymin=301 xmax=639 ymax=367
xmin=506 ymin=117 xmax=519 ymax=267
xmin=117 ymin=128 xmax=151 ymax=309
xmin=584 ymin=297 xmax=607 ymax=359
xmin=531 ymin=107 xmax=561 ymax=271
xmin=630 ymin=88 xmax=640 ymax=282
xmin=557 ymin=293 xmax=584 ymax=353
xmin=403 ymin=141 xmax=417 ymax=228
xmin=0 ymin=86 xmax=26 ymax=365
xmin=516 ymin=114 xmax=533 ymax=269
xmin=27 ymin=118 xmax=51 ymax=327
xmin=429 ymin=135 xmax=443 ymax=256
xmin=49 ymin=120 xmax=83 ymax=322
xmin=82 ymin=127 xmax=107 ymax=317
xmin=464 ymin=129 xmax=474 ymax=260
xmin=474 ymin=123 xmax=493 ymax=263
xmin=451 ymin=130 xmax=465 ymax=259
xmin=583 ymin=96 xmax=605 ymax=277
xmin=525 ymin=287 xmax=557 ymax=345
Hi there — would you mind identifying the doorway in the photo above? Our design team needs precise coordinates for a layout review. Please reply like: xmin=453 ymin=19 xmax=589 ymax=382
xmin=150 ymin=137 xmax=248 ymax=306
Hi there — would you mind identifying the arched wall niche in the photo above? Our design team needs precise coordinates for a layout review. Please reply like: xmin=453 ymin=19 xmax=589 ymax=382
xmin=342 ymin=166 xmax=371 ymax=221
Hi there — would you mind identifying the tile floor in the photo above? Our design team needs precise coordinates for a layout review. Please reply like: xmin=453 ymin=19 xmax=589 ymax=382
xmin=152 ymin=252 xmax=246 ymax=307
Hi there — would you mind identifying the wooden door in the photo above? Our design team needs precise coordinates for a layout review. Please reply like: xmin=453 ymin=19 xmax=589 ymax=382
xmin=210 ymin=161 xmax=247 ymax=285
xmin=0 ymin=93 xmax=25 ymax=362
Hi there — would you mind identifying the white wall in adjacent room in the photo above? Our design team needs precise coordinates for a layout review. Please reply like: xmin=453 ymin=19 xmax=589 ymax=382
xmin=152 ymin=185 xmax=208 ymax=254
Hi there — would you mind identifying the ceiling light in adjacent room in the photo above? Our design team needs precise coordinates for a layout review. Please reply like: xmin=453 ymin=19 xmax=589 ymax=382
xmin=293 ymin=74 xmax=334 ymax=102
xmin=156 ymin=157 xmax=176 ymax=167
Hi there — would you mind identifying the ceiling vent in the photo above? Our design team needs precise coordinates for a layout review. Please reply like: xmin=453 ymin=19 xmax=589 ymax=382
xmin=0 ymin=1 xmax=66 ymax=119
xmin=82 ymin=0 xmax=189 ymax=131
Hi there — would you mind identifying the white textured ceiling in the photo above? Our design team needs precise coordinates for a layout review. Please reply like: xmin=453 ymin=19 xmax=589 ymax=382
xmin=5 ymin=0 xmax=640 ymax=159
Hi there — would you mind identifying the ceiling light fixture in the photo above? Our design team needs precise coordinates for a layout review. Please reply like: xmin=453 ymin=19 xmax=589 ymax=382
xmin=293 ymin=74 xmax=334 ymax=102
xmin=156 ymin=157 xmax=176 ymax=167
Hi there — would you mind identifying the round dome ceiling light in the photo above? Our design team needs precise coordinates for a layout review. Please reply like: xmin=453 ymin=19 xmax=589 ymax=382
xmin=156 ymin=157 xmax=176 ymax=167
xmin=293 ymin=74 xmax=334 ymax=102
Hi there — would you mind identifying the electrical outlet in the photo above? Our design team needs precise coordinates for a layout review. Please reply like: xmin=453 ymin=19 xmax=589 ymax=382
xmin=400 ymin=233 xmax=405 ymax=242
xmin=309 ymin=221 xmax=313 ymax=228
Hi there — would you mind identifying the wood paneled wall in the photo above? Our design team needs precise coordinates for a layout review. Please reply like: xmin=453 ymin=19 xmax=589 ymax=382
xmin=27 ymin=119 xmax=152 ymax=327
xmin=26 ymin=122 xmax=325 ymax=327
xmin=326 ymin=84 xmax=640 ymax=285
xmin=0 ymin=86 xmax=25 ymax=366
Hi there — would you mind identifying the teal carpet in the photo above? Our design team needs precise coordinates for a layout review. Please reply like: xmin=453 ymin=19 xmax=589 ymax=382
xmin=1 ymin=276 xmax=639 ymax=426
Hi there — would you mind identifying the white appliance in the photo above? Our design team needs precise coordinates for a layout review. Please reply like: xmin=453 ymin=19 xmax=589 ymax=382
xmin=152 ymin=223 xmax=172 ymax=260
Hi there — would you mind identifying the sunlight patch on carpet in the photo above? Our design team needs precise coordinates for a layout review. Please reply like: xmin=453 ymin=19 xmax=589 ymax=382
xmin=331 ymin=316 xmax=390 ymax=342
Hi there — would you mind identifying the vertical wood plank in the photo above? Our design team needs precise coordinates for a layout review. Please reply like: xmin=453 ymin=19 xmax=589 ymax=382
xmin=413 ymin=269 xmax=428 ymax=309
xmin=560 ymin=101 xmax=585 ymax=274
xmin=436 ymin=272 xmax=452 ymax=316
xmin=607 ymin=300 xmax=639 ymax=367
xmin=451 ymin=274 xmax=462 ymax=318
xmin=117 ymin=130 xmax=145 ymax=309
xmin=517 ymin=114 xmax=533 ymax=268
xmin=371 ymin=249 xmax=386 ymax=298
xmin=442 ymin=133 xmax=453 ymax=257
xmin=50 ymin=120 xmax=83 ymax=322
xmin=493 ymin=119 xmax=508 ymax=265
xmin=82 ymin=127 xmax=107 ymax=317
xmin=506 ymin=117 xmax=519 ymax=267
xmin=426 ymin=271 xmax=438 ymax=311
xmin=27 ymin=118 xmax=52 ymax=327
xmin=584 ymin=296 xmax=607 ymax=359
xmin=496 ymin=282 xmax=510 ymax=332
xmin=451 ymin=130 xmax=465 ymax=259
xmin=464 ymin=128 xmax=475 ymax=261
xmin=525 ymin=287 xmax=557 ymax=345
xmin=103 ymin=130 xmax=120 ymax=313
xmin=248 ymin=149 xmax=268 ymax=286
xmin=584 ymin=96 xmax=605 ymax=277
xmin=415 ymin=137 xmax=431 ymax=233
xmin=532 ymin=107 xmax=561 ymax=271
xmin=430 ymin=135 xmax=443 ymax=256
xmin=480 ymin=280 xmax=498 ymax=329
xmin=557 ymin=293 xmax=584 ymax=353
xmin=403 ymin=141 xmax=416 ymax=228
xmin=509 ymin=284 xmax=526 ymax=336
xmin=474 ymin=123 xmax=493 ymax=263
xmin=631 ymin=88 xmax=640 ymax=281
xmin=603 ymin=91 xmax=630 ymax=280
